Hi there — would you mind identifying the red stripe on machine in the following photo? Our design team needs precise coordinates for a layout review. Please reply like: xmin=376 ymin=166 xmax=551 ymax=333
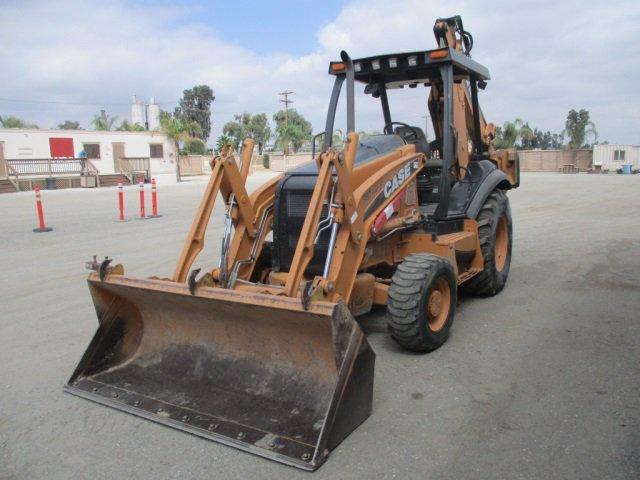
xmin=372 ymin=188 xmax=406 ymax=235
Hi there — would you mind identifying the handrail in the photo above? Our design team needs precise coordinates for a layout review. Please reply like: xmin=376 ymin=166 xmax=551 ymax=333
xmin=5 ymin=158 xmax=99 ymax=176
xmin=83 ymin=158 xmax=100 ymax=175
xmin=5 ymin=163 xmax=19 ymax=190
xmin=119 ymin=157 xmax=150 ymax=183
xmin=4 ymin=158 xmax=100 ymax=191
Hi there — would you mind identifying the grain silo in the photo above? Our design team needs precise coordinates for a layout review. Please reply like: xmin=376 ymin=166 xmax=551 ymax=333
xmin=147 ymin=97 xmax=161 ymax=131
xmin=131 ymin=95 xmax=146 ymax=128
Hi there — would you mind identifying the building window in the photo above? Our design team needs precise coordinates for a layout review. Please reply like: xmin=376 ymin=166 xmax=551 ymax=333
xmin=150 ymin=144 xmax=163 ymax=158
xmin=613 ymin=150 xmax=625 ymax=161
xmin=83 ymin=143 xmax=101 ymax=159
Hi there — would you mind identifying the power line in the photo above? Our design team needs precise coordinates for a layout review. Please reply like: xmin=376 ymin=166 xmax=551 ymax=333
xmin=0 ymin=96 xmax=180 ymax=107
xmin=0 ymin=97 xmax=262 ymax=117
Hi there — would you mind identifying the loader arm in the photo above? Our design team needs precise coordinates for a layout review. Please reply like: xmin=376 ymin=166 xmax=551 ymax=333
xmin=283 ymin=133 xmax=364 ymax=297
xmin=173 ymin=138 xmax=260 ymax=283
xmin=324 ymin=144 xmax=425 ymax=303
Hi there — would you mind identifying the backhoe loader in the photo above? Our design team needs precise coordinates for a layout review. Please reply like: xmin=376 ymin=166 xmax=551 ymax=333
xmin=66 ymin=16 xmax=519 ymax=471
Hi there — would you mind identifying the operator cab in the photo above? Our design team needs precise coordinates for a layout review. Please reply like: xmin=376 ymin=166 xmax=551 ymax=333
xmin=274 ymin=43 xmax=495 ymax=275
xmin=327 ymin=47 xmax=489 ymax=162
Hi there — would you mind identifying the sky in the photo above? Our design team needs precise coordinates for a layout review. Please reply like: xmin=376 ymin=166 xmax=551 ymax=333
xmin=1 ymin=0 xmax=639 ymax=145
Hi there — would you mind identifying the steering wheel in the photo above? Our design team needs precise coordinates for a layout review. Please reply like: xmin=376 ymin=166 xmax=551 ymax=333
xmin=383 ymin=122 xmax=421 ymax=143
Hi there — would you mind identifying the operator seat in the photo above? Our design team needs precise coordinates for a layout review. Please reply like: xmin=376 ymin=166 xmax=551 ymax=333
xmin=394 ymin=126 xmax=430 ymax=156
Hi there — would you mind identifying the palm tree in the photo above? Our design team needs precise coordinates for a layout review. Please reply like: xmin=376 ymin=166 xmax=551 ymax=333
xmin=116 ymin=120 xmax=145 ymax=132
xmin=160 ymin=112 xmax=187 ymax=182
xmin=159 ymin=111 xmax=202 ymax=182
xmin=216 ymin=134 xmax=232 ymax=154
xmin=92 ymin=110 xmax=117 ymax=131
xmin=495 ymin=118 xmax=534 ymax=149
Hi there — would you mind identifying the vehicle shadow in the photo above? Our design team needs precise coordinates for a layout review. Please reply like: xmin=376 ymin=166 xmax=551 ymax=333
xmin=357 ymin=291 xmax=480 ymax=348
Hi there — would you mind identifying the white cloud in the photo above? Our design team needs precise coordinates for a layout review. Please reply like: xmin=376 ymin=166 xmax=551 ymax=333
xmin=1 ymin=0 xmax=638 ymax=144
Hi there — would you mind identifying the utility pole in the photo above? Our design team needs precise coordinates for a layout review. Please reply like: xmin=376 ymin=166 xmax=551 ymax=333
xmin=279 ymin=91 xmax=294 ymax=126
xmin=279 ymin=91 xmax=294 ymax=155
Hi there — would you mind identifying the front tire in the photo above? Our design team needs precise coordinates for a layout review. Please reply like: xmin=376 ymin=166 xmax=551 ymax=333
xmin=463 ymin=189 xmax=512 ymax=296
xmin=386 ymin=254 xmax=457 ymax=352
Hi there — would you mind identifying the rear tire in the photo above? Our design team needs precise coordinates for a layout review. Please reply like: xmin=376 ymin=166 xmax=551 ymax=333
xmin=463 ymin=189 xmax=512 ymax=296
xmin=386 ymin=254 xmax=457 ymax=352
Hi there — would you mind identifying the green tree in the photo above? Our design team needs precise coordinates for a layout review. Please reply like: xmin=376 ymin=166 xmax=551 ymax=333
xmin=116 ymin=120 xmax=145 ymax=132
xmin=174 ymin=85 xmax=215 ymax=141
xmin=184 ymin=137 xmax=207 ymax=155
xmin=248 ymin=113 xmax=271 ymax=154
xmin=58 ymin=120 xmax=81 ymax=130
xmin=222 ymin=113 xmax=250 ymax=150
xmin=92 ymin=110 xmax=117 ymax=131
xmin=215 ymin=134 xmax=232 ymax=154
xmin=518 ymin=122 xmax=534 ymax=149
xmin=223 ymin=113 xmax=272 ymax=154
xmin=521 ymin=127 xmax=542 ymax=150
xmin=494 ymin=119 xmax=537 ymax=149
xmin=539 ymin=130 xmax=564 ymax=149
xmin=273 ymin=109 xmax=312 ymax=154
xmin=0 ymin=115 xmax=38 ymax=128
xmin=563 ymin=109 xmax=597 ymax=148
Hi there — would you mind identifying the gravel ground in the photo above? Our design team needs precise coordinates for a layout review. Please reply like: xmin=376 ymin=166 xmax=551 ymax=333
xmin=0 ymin=172 xmax=638 ymax=480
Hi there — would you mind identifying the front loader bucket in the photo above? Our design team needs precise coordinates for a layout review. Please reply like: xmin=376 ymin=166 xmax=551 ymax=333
xmin=65 ymin=274 xmax=375 ymax=470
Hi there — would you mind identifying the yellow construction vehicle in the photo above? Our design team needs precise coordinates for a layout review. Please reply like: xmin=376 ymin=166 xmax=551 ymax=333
xmin=66 ymin=15 xmax=519 ymax=471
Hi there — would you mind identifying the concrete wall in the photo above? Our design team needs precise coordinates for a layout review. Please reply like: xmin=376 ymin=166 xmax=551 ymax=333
xmin=0 ymin=128 xmax=178 ymax=184
xmin=518 ymin=149 xmax=592 ymax=172
xmin=593 ymin=144 xmax=640 ymax=170
xmin=268 ymin=153 xmax=313 ymax=172
xmin=181 ymin=154 xmax=263 ymax=176
xmin=179 ymin=155 xmax=210 ymax=175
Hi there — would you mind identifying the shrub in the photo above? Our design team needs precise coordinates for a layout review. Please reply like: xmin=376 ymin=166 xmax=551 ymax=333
xmin=185 ymin=137 xmax=207 ymax=155
xmin=262 ymin=153 xmax=270 ymax=169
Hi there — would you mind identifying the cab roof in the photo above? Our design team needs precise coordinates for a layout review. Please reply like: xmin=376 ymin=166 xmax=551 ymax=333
xmin=329 ymin=47 xmax=490 ymax=89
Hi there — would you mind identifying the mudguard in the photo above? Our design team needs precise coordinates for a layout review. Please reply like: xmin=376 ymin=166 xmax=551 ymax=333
xmin=448 ymin=159 xmax=513 ymax=219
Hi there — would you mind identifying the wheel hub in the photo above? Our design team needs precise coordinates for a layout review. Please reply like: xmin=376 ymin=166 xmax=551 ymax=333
xmin=428 ymin=290 xmax=443 ymax=317
xmin=494 ymin=214 xmax=509 ymax=272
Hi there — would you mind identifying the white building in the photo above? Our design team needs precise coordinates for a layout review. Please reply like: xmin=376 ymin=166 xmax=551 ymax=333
xmin=593 ymin=144 xmax=640 ymax=171
xmin=0 ymin=128 xmax=179 ymax=184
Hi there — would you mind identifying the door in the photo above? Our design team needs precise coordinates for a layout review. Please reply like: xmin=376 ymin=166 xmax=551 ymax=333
xmin=0 ymin=142 xmax=5 ymax=178
xmin=112 ymin=142 xmax=125 ymax=173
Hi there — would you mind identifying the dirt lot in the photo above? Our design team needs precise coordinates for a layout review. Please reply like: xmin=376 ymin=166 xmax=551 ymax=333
xmin=0 ymin=172 xmax=638 ymax=479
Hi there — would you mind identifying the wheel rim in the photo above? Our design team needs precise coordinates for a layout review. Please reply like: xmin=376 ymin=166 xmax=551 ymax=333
xmin=494 ymin=214 xmax=509 ymax=272
xmin=426 ymin=277 xmax=451 ymax=332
